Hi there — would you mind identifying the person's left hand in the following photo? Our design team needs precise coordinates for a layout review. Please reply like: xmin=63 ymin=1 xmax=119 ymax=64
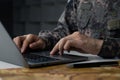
xmin=50 ymin=32 xmax=103 ymax=55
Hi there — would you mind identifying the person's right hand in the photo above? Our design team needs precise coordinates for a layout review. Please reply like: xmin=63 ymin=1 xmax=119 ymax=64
xmin=13 ymin=34 xmax=46 ymax=53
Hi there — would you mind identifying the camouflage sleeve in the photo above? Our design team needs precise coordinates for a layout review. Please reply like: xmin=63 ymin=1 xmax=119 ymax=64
xmin=38 ymin=11 xmax=73 ymax=50
xmin=98 ymin=20 xmax=120 ymax=58
xmin=98 ymin=1 xmax=120 ymax=58
xmin=98 ymin=38 xmax=120 ymax=58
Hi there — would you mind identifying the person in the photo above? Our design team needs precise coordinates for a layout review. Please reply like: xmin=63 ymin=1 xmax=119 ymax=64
xmin=13 ymin=0 xmax=120 ymax=58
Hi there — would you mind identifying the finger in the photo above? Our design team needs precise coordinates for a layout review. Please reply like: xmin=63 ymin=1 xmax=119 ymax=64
xmin=13 ymin=37 xmax=21 ymax=49
xmin=50 ymin=42 xmax=59 ymax=55
xmin=58 ymin=38 xmax=67 ymax=55
xmin=63 ymin=40 xmax=72 ymax=52
xmin=65 ymin=39 xmax=85 ymax=53
xmin=13 ymin=36 xmax=25 ymax=50
xmin=21 ymin=34 xmax=38 ymax=53
xmin=21 ymin=39 xmax=30 ymax=53
xmin=29 ymin=40 xmax=44 ymax=49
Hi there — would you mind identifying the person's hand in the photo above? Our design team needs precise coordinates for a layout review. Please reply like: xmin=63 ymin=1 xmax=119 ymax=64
xmin=13 ymin=34 xmax=46 ymax=53
xmin=50 ymin=32 xmax=103 ymax=55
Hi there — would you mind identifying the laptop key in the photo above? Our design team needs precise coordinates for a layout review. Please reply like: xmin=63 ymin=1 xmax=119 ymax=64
xmin=23 ymin=54 xmax=59 ymax=63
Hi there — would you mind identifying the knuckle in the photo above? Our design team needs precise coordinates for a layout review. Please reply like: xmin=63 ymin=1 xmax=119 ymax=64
xmin=73 ymin=32 xmax=79 ymax=35
xmin=60 ymin=38 xmax=66 ymax=42
xmin=64 ymin=47 xmax=67 ymax=50
xmin=13 ymin=36 xmax=20 ymax=41
xmin=27 ymin=34 xmax=34 ymax=37
xmin=13 ymin=38 xmax=16 ymax=41
xmin=64 ymin=46 xmax=69 ymax=51
xmin=64 ymin=46 xmax=68 ymax=50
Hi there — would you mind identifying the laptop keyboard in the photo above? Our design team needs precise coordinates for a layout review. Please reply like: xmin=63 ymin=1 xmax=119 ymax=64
xmin=23 ymin=53 xmax=59 ymax=63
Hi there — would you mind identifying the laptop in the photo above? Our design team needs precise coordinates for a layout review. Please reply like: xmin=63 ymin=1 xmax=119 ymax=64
xmin=0 ymin=22 xmax=88 ymax=68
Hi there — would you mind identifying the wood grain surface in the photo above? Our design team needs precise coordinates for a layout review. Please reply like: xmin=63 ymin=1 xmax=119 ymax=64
xmin=0 ymin=64 xmax=120 ymax=80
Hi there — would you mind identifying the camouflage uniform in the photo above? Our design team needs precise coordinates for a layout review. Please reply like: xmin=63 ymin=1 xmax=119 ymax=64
xmin=39 ymin=0 xmax=120 ymax=58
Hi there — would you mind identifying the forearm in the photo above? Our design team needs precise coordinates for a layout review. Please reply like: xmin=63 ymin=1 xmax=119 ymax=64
xmin=38 ymin=10 xmax=78 ymax=50
xmin=38 ymin=24 xmax=70 ymax=50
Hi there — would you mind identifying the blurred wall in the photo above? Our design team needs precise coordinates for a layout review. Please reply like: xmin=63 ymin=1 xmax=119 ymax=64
xmin=13 ymin=0 xmax=67 ymax=37
xmin=0 ymin=0 xmax=13 ymax=37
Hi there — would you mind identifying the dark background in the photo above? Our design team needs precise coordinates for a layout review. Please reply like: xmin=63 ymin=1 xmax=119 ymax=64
xmin=0 ymin=0 xmax=13 ymax=37
xmin=0 ymin=0 xmax=67 ymax=38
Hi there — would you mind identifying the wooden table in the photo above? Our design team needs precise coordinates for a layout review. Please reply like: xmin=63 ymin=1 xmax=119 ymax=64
xmin=0 ymin=64 xmax=120 ymax=80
